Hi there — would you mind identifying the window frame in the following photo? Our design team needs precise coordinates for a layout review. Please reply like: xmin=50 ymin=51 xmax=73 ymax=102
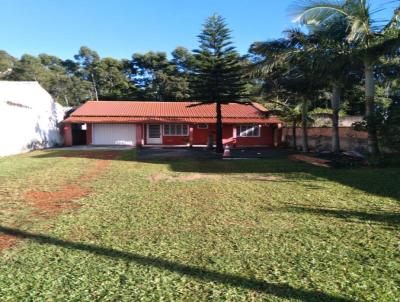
xmin=163 ymin=124 xmax=189 ymax=136
xmin=197 ymin=124 xmax=209 ymax=129
xmin=238 ymin=125 xmax=261 ymax=137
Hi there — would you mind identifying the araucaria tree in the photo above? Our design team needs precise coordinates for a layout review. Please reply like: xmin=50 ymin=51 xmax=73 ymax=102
xmin=192 ymin=14 xmax=246 ymax=153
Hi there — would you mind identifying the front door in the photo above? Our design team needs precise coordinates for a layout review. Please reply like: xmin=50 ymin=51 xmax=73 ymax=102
xmin=147 ymin=124 xmax=162 ymax=144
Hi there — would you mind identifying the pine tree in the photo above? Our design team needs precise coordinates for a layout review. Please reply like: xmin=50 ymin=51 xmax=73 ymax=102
xmin=192 ymin=14 xmax=246 ymax=153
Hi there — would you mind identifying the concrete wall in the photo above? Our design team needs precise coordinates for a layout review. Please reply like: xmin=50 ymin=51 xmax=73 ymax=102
xmin=283 ymin=127 xmax=368 ymax=151
xmin=0 ymin=81 xmax=65 ymax=157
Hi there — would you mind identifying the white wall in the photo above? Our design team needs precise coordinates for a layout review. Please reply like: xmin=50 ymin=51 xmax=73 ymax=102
xmin=0 ymin=81 xmax=65 ymax=157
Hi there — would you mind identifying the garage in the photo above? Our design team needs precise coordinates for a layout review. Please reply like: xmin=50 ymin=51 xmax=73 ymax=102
xmin=92 ymin=124 xmax=136 ymax=145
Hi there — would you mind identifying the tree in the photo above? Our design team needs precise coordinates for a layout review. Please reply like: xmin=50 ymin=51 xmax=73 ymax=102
xmin=293 ymin=1 xmax=400 ymax=154
xmin=306 ymin=19 xmax=358 ymax=152
xmin=250 ymin=29 xmax=326 ymax=152
xmin=94 ymin=57 xmax=134 ymax=98
xmin=131 ymin=49 xmax=192 ymax=101
xmin=8 ymin=54 xmax=49 ymax=82
xmin=74 ymin=46 xmax=100 ymax=101
xmin=191 ymin=14 xmax=247 ymax=153
xmin=267 ymin=99 xmax=302 ymax=150
xmin=0 ymin=51 xmax=15 ymax=78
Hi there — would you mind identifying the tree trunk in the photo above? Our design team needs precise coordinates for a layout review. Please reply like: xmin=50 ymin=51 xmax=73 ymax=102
xmin=364 ymin=61 xmax=379 ymax=155
xmin=292 ymin=121 xmax=297 ymax=150
xmin=331 ymin=84 xmax=341 ymax=153
xmin=91 ymin=73 xmax=99 ymax=101
xmin=64 ymin=95 xmax=69 ymax=107
xmin=215 ymin=102 xmax=224 ymax=153
xmin=301 ymin=100 xmax=309 ymax=153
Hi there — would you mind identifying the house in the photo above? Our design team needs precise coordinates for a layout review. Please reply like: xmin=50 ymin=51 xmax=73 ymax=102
xmin=0 ymin=81 xmax=65 ymax=156
xmin=62 ymin=101 xmax=282 ymax=147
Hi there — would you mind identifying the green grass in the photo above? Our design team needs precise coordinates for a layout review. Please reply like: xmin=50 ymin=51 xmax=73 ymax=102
xmin=0 ymin=150 xmax=399 ymax=301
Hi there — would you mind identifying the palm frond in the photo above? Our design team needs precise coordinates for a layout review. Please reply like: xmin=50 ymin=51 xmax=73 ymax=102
xmin=290 ymin=0 xmax=348 ymax=25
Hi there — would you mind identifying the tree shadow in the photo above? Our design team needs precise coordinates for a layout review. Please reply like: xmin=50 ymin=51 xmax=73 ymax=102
xmin=0 ymin=225 xmax=352 ymax=302
xmin=32 ymin=149 xmax=123 ymax=160
xmin=284 ymin=205 xmax=400 ymax=229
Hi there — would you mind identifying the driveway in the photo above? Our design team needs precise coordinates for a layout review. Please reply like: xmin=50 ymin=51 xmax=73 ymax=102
xmin=138 ymin=147 xmax=291 ymax=159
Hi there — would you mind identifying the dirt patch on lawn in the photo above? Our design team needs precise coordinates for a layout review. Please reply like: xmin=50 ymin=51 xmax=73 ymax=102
xmin=80 ymin=159 xmax=113 ymax=182
xmin=24 ymin=156 xmax=116 ymax=214
xmin=1 ymin=152 xmax=121 ymax=251
xmin=150 ymin=173 xmax=222 ymax=182
xmin=24 ymin=186 xmax=88 ymax=214
xmin=0 ymin=235 xmax=18 ymax=250
xmin=237 ymin=175 xmax=283 ymax=181
xmin=55 ymin=150 xmax=121 ymax=160
xmin=289 ymin=154 xmax=331 ymax=168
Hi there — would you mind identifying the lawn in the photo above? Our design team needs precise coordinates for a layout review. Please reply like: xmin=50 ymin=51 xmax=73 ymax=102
xmin=0 ymin=150 xmax=399 ymax=301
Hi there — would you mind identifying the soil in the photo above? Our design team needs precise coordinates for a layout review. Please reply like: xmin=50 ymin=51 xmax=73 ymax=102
xmin=238 ymin=175 xmax=282 ymax=181
xmin=0 ymin=235 xmax=18 ymax=250
xmin=0 ymin=151 xmax=120 ymax=251
xmin=56 ymin=151 xmax=121 ymax=160
xmin=150 ymin=173 xmax=222 ymax=182
xmin=24 ymin=186 xmax=88 ymax=214
xmin=24 ymin=155 xmax=116 ymax=214
xmin=289 ymin=154 xmax=331 ymax=168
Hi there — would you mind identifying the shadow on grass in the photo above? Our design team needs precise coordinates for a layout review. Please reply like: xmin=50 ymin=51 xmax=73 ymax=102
xmin=140 ymin=157 xmax=400 ymax=202
xmin=284 ymin=205 xmax=400 ymax=228
xmin=0 ymin=225 xmax=352 ymax=302
xmin=32 ymin=149 xmax=400 ymax=202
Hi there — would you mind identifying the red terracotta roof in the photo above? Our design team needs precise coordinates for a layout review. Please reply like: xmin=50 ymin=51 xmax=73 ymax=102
xmin=65 ymin=101 xmax=281 ymax=124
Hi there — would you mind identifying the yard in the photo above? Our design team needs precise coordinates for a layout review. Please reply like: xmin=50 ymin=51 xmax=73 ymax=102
xmin=0 ymin=150 xmax=399 ymax=301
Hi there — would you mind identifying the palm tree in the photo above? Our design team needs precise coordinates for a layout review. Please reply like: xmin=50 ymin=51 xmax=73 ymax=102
xmin=250 ymin=29 xmax=325 ymax=152
xmin=310 ymin=19 xmax=356 ymax=153
xmin=262 ymin=97 xmax=303 ymax=150
xmin=292 ymin=1 xmax=400 ymax=154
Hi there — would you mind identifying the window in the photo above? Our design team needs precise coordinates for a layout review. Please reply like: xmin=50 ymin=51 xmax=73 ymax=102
xmin=238 ymin=125 xmax=261 ymax=137
xmin=197 ymin=124 xmax=208 ymax=129
xmin=164 ymin=124 xmax=189 ymax=136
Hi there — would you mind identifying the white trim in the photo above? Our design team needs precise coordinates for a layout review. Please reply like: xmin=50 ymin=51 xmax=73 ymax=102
xmin=237 ymin=125 xmax=261 ymax=137
xmin=163 ymin=124 xmax=189 ymax=136
xmin=147 ymin=124 xmax=162 ymax=144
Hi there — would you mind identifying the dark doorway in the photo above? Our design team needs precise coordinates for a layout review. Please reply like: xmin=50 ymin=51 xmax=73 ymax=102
xmin=72 ymin=123 xmax=86 ymax=145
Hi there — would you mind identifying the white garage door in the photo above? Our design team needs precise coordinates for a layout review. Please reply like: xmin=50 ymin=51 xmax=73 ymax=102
xmin=92 ymin=124 xmax=136 ymax=145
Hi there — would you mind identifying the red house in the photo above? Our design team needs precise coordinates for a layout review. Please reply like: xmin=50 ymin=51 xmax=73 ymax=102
xmin=62 ymin=101 xmax=282 ymax=147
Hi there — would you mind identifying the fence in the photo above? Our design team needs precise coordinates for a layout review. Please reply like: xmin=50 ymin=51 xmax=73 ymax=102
xmin=282 ymin=127 xmax=368 ymax=151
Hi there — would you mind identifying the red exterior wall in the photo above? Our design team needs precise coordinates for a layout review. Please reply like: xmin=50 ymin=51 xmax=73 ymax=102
xmin=86 ymin=123 xmax=92 ymax=144
xmin=191 ymin=124 xmax=234 ymax=145
xmin=136 ymin=124 xmax=144 ymax=146
xmin=63 ymin=124 xmax=73 ymax=146
xmin=162 ymin=135 xmax=190 ymax=145
xmin=142 ymin=124 xmax=191 ymax=145
xmin=192 ymin=125 xmax=210 ymax=145
xmin=235 ymin=125 xmax=274 ymax=147
xmin=191 ymin=124 xmax=274 ymax=147
xmin=69 ymin=122 xmax=277 ymax=147
xmin=151 ymin=123 xmax=276 ymax=146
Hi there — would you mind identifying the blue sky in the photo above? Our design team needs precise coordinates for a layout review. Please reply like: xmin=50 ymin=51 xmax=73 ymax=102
xmin=0 ymin=0 xmax=397 ymax=59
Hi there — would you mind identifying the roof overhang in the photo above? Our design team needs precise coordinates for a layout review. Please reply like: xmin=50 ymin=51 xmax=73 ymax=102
xmin=63 ymin=116 xmax=281 ymax=124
